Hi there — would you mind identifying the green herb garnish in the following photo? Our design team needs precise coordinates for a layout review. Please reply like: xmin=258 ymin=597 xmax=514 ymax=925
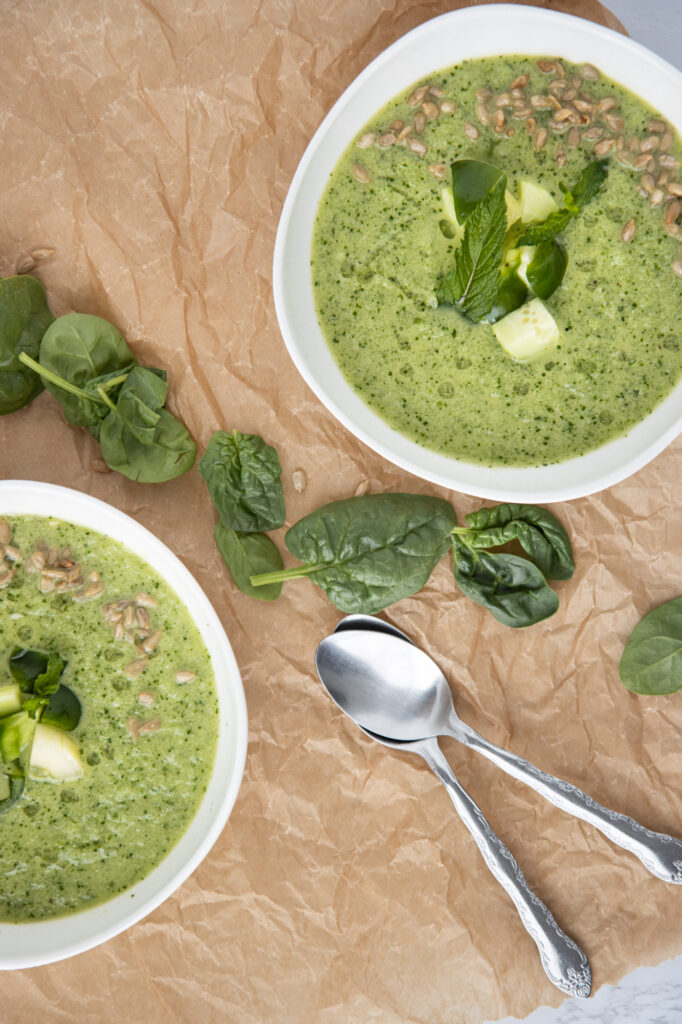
xmin=516 ymin=160 xmax=608 ymax=246
xmin=437 ymin=173 xmax=508 ymax=322
xmin=0 ymin=275 xmax=54 ymax=415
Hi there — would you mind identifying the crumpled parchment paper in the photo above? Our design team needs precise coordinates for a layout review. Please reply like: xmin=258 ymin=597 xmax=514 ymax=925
xmin=2 ymin=0 xmax=682 ymax=1021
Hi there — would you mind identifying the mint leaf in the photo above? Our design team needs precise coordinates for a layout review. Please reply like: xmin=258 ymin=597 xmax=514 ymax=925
xmin=437 ymin=175 xmax=507 ymax=322
xmin=518 ymin=159 xmax=608 ymax=246
xmin=33 ymin=653 xmax=65 ymax=698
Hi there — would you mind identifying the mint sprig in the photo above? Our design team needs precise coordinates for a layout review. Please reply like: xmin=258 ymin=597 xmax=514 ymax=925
xmin=516 ymin=160 xmax=608 ymax=246
xmin=437 ymin=175 xmax=508 ymax=322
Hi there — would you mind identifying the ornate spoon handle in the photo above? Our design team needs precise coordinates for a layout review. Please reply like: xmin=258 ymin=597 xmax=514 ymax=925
xmin=453 ymin=719 xmax=682 ymax=885
xmin=417 ymin=738 xmax=591 ymax=998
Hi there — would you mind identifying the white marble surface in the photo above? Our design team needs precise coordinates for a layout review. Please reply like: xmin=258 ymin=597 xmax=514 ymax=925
xmin=487 ymin=2 xmax=682 ymax=1021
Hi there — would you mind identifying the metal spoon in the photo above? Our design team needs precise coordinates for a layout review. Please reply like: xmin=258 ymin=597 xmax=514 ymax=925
xmin=318 ymin=620 xmax=682 ymax=886
xmin=317 ymin=623 xmax=592 ymax=998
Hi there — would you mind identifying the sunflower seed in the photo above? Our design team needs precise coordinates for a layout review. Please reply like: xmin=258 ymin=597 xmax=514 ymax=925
xmin=525 ymin=117 xmax=537 ymax=135
xmin=566 ymin=126 xmax=581 ymax=148
xmin=377 ymin=131 xmax=396 ymax=149
xmin=126 ymin=718 xmax=140 ymax=741
xmin=476 ymin=103 xmax=491 ymax=125
xmin=176 ymin=670 xmax=197 ymax=684
xmin=562 ymin=89 xmax=577 ymax=102
xmin=41 ymin=568 xmax=68 ymax=580
xmin=583 ymin=125 xmax=603 ymax=141
xmin=4 ymin=545 xmax=21 ymax=562
xmin=397 ymin=124 xmax=413 ymax=142
xmin=138 ymin=718 xmax=161 ymax=735
xmin=421 ymin=100 xmax=439 ymax=121
xmin=439 ymin=100 xmax=457 ymax=114
xmin=390 ymin=119 xmax=405 ymax=133
xmin=124 ymin=658 xmax=147 ymax=679
xmin=353 ymin=479 xmax=370 ymax=497
xmin=136 ymin=606 xmax=151 ymax=630
xmin=137 ymin=691 xmax=155 ymax=707
xmin=554 ymin=107 xmax=574 ymax=122
xmin=632 ymin=153 xmax=654 ymax=170
xmin=407 ymin=137 xmax=427 ymax=155
xmin=115 ymin=621 xmax=126 ymax=641
xmin=428 ymin=86 xmax=444 ymax=98
xmin=413 ymin=111 xmax=427 ymax=134
xmin=647 ymin=118 xmax=667 ymax=134
xmin=650 ymin=188 xmax=666 ymax=207
xmin=357 ymin=132 xmax=376 ymax=149
xmin=493 ymin=109 xmax=506 ymax=132
xmin=672 ymin=261 xmax=682 ymax=277
xmin=640 ymin=136 xmax=659 ymax=154
xmin=659 ymin=155 xmax=680 ymax=170
xmin=556 ymin=143 xmax=567 ymax=167
xmin=668 ymin=183 xmax=682 ymax=197
xmin=511 ymin=106 xmax=532 ymax=120
xmin=136 ymin=592 xmax=159 ymax=608
xmin=530 ymin=95 xmax=554 ymax=110
xmin=87 ymin=569 xmax=100 ymax=583
xmin=533 ymin=127 xmax=548 ymax=151
xmin=547 ymin=80 xmax=566 ymax=96
xmin=0 ymin=569 xmax=14 ymax=588
xmin=640 ymin=173 xmax=655 ymax=194
xmin=554 ymin=61 xmax=567 ymax=79
xmin=665 ymin=200 xmax=682 ymax=225
xmin=476 ymin=87 xmax=493 ymax=102
xmin=463 ymin=122 xmax=479 ymax=141
xmin=660 ymin=131 xmax=674 ymax=153
xmin=505 ymin=127 xmax=516 ymax=138
xmin=16 ymin=255 xmax=36 ymax=274
xmin=495 ymin=93 xmax=512 ymax=107
xmin=605 ymin=114 xmax=625 ymax=133
xmin=572 ymin=99 xmax=593 ymax=115
xmin=47 ymin=547 xmax=58 ymax=567
xmin=31 ymin=247 xmax=55 ymax=261
xmin=594 ymin=138 xmax=615 ymax=157
xmin=511 ymin=88 xmax=526 ymax=100
xmin=510 ymin=74 xmax=530 ymax=89
xmin=537 ymin=60 xmax=556 ymax=73
xmin=571 ymin=75 xmax=583 ymax=90
xmin=351 ymin=163 xmax=371 ymax=183
xmin=581 ymin=63 xmax=601 ymax=80
xmin=621 ymin=219 xmax=636 ymax=242
xmin=142 ymin=630 xmax=162 ymax=654
xmin=596 ymin=97 xmax=618 ymax=113
xmin=408 ymin=85 xmax=429 ymax=107
xmin=428 ymin=163 xmax=447 ymax=179
xmin=657 ymin=170 xmax=669 ymax=186
xmin=39 ymin=576 xmax=56 ymax=594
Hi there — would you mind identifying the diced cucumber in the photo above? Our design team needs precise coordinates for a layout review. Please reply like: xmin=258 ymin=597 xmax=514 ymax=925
xmin=0 ymin=711 xmax=35 ymax=763
xmin=492 ymin=298 xmax=560 ymax=361
xmin=28 ymin=723 xmax=83 ymax=782
xmin=505 ymin=189 xmax=522 ymax=226
xmin=520 ymin=181 xmax=559 ymax=223
xmin=0 ymin=684 xmax=22 ymax=718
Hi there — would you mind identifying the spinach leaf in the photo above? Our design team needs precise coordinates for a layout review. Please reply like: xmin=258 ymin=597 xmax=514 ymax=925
xmin=9 ymin=647 xmax=81 ymax=728
xmin=38 ymin=313 xmax=136 ymax=432
xmin=619 ymin=596 xmax=682 ymax=695
xmin=456 ymin=503 xmax=574 ymax=580
xmin=517 ymin=160 xmax=608 ymax=246
xmin=452 ymin=538 xmax=559 ymax=628
xmin=0 ymin=275 xmax=53 ymax=415
xmin=251 ymin=494 xmax=457 ymax=614
xmin=437 ymin=175 xmax=507 ymax=322
xmin=199 ymin=430 xmax=285 ymax=532
xmin=214 ymin=522 xmax=283 ymax=601
xmin=98 ymin=366 xmax=196 ymax=482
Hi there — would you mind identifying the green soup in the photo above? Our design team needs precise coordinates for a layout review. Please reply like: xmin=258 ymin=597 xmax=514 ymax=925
xmin=312 ymin=56 xmax=682 ymax=467
xmin=0 ymin=516 xmax=218 ymax=922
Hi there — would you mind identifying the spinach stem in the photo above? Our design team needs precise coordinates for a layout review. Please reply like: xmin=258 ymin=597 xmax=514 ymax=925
xmin=250 ymin=563 xmax=327 ymax=587
xmin=18 ymin=353 xmax=98 ymax=403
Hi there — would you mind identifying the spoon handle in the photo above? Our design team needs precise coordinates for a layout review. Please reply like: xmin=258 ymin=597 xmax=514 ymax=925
xmin=456 ymin=723 xmax=682 ymax=885
xmin=417 ymin=738 xmax=591 ymax=999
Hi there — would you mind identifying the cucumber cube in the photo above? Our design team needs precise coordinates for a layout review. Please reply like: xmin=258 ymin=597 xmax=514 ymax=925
xmin=492 ymin=298 xmax=560 ymax=361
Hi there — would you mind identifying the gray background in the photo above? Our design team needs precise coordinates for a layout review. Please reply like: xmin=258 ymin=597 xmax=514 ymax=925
xmin=489 ymin=1 xmax=682 ymax=1022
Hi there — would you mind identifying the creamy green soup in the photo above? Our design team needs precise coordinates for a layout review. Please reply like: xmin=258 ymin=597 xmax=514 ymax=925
xmin=312 ymin=56 xmax=682 ymax=466
xmin=0 ymin=516 xmax=218 ymax=922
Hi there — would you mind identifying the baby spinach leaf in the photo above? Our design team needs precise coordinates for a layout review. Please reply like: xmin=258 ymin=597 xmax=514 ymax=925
xmin=0 ymin=275 xmax=53 ymax=415
xmin=214 ymin=522 xmax=283 ymax=601
xmin=619 ymin=596 xmax=682 ymax=695
xmin=452 ymin=538 xmax=559 ymax=628
xmin=40 ymin=685 xmax=82 ymax=731
xmin=251 ymin=494 xmax=458 ymax=614
xmin=526 ymin=239 xmax=568 ymax=300
xmin=199 ymin=430 xmax=285 ymax=532
xmin=9 ymin=648 xmax=80 ymax=728
xmin=517 ymin=160 xmax=608 ymax=246
xmin=38 ymin=313 xmax=136 ymax=432
xmin=98 ymin=366 xmax=196 ymax=482
xmin=437 ymin=175 xmax=507 ymax=322
xmin=456 ymin=504 xmax=575 ymax=580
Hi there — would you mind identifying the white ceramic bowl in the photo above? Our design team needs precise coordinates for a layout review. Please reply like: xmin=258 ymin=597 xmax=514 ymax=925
xmin=0 ymin=480 xmax=247 ymax=969
xmin=274 ymin=4 xmax=682 ymax=502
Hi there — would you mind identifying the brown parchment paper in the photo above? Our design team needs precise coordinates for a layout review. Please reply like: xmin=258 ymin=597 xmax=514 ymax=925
xmin=2 ymin=0 xmax=682 ymax=1021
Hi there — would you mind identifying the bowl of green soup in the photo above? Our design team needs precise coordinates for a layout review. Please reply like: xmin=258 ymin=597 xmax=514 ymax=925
xmin=0 ymin=480 xmax=247 ymax=968
xmin=274 ymin=4 xmax=682 ymax=501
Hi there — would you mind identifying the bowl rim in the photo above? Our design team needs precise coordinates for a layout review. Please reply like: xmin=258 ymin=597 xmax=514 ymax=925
xmin=0 ymin=480 xmax=248 ymax=969
xmin=273 ymin=4 xmax=682 ymax=502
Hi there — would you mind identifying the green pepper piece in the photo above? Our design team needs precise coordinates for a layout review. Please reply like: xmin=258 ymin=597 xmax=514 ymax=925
xmin=526 ymin=239 xmax=568 ymax=300
xmin=450 ymin=159 xmax=505 ymax=225
xmin=0 ymin=711 xmax=35 ymax=763
xmin=485 ymin=261 xmax=529 ymax=324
